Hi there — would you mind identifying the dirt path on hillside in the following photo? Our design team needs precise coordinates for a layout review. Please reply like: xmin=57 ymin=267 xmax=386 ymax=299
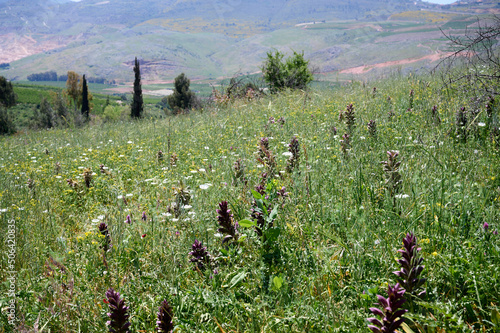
xmin=339 ymin=51 xmax=452 ymax=75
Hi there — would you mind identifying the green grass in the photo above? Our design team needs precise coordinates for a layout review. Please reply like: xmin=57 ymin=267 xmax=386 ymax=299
xmin=1 ymin=72 xmax=499 ymax=332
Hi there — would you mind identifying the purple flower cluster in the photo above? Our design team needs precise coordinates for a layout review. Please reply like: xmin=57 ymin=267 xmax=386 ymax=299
xmin=216 ymin=201 xmax=239 ymax=244
xmin=393 ymin=233 xmax=426 ymax=297
xmin=98 ymin=222 xmax=112 ymax=252
xmin=157 ymin=299 xmax=174 ymax=333
xmin=105 ymin=288 xmax=131 ymax=333
xmin=286 ymin=136 xmax=300 ymax=173
xmin=367 ymin=283 xmax=408 ymax=333
xmin=189 ymin=239 xmax=211 ymax=271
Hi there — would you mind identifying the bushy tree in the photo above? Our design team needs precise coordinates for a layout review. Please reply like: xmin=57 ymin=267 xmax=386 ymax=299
xmin=65 ymin=71 xmax=81 ymax=112
xmin=0 ymin=106 xmax=16 ymax=135
xmin=262 ymin=50 xmax=313 ymax=93
xmin=167 ymin=73 xmax=198 ymax=114
xmin=81 ymin=74 xmax=89 ymax=119
xmin=131 ymin=57 xmax=143 ymax=118
xmin=0 ymin=76 xmax=17 ymax=108
xmin=33 ymin=98 xmax=56 ymax=129
xmin=0 ymin=76 xmax=17 ymax=135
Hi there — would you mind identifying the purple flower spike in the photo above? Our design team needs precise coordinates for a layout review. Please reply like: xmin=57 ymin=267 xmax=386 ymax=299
xmin=367 ymin=283 xmax=407 ymax=333
xmin=483 ymin=222 xmax=489 ymax=231
xmin=286 ymin=136 xmax=300 ymax=173
xmin=189 ymin=239 xmax=211 ymax=271
xmin=105 ymin=288 xmax=131 ymax=333
xmin=98 ymin=222 xmax=112 ymax=252
xmin=142 ymin=211 xmax=147 ymax=222
xmin=216 ymin=201 xmax=238 ymax=244
xmin=157 ymin=299 xmax=174 ymax=333
xmin=125 ymin=215 xmax=131 ymax=224
xmin=393 ymin=233 xmax=426 ymax=297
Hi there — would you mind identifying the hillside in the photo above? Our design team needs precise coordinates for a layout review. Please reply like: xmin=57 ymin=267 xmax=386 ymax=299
xmin=1 ymin=0 xmax=499 ymax=83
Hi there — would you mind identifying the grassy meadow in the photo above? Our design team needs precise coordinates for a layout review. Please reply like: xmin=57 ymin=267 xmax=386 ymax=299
xmin=1 ymin=73 xmax=499 ymax=332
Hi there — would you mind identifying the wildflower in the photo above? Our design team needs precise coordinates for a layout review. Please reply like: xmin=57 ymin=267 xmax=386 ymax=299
xmin=344 ymin=103 xmax=356 ymax=133
xmin=157 ymin=150 xmax=164 ymax=163
xmin=189 ymin=239 xmax=211 ymax=271
xmin=483 ymin=222 xmax=489 ymax=231
xmin=157 ymin=300 xmax=174 ymax=333
xmin=286 ymin=136 xmax=300 ymax=173
xmin=125 ymin=215 xmax=131 ymax=224
xmin=340 ymin=133 xmax=350 ymax=155
xmin=216 ymin=201 xmax=239 ymax=244
xmin=98 ymin=222 xmax=112 ymax=252
xmin=456 ymin=107 xmax=468 ymax=142
xmin=367 ymin=283 xmax=407 ymax=333
xmin=393 ymin=232 xmax=426 ymax=297
xmin=381 ymin=150 xmax=402 ymax=201
xmin=105 ymin=288 xmax=131 ymax=333
xmin=83 ymin=167 xmax=93 ymax=188
xmin=367 ymin=120 xmax=377 ymax=137
xmin=142 ymin=212 xmax=147 ymax=222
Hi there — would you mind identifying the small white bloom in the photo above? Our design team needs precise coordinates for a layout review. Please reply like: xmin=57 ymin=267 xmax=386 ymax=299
xmin=199 ymin=183 xmax=212 ymax=190
xmin=92 ymin=219 xmax=100 ymax=223
xmin=98 ymin=215 xmax=105 ymax=220
xmin=119 ymin=155 xmax=125 ymax=158
xmin=360 ymin=136 xmax=366 ymax=140
xmin=162 ymin=212 xmax=172 ymax=217
xmin=199 ymin=168 xmax=206 ymax=172
xmin=117 ymin=195 xmax=123 ymax=199
xmin=395 ymin=194 xmax=410 ymax=199
xmin=478 ymin=122 xmax=486 ymax=127
xmin=127 ymin=141 xmax=133 ymax=144
xmin=190 ymin=170 xmax=198 ymax=173
xmin=204 ymin=146 xmax=210 ymax=150
xmin=126 ymin=193 xmax=133 ymax=197
xmin=282 ymin=152 xmax=293 ymax=157
xmin=188 ymin=211 xmax=196 ymax=215
xmin=172 ymin=218 xmax=179 ymax=222
xmin=182 ymin=205 xmax=192 ymax=209
xmin=0 ymin=208 xmax=8 ymax=212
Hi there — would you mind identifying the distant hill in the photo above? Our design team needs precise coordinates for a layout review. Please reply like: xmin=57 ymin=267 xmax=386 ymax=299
xmin=0 ymin=0 xmax=498 ymax=83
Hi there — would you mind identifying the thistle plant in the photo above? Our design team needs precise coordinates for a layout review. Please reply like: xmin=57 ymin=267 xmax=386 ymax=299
xmin=98 ymin=222 xmax=112 ymax=252
xmin=157 ymin=299 xmax=174 ymax=333
xmin=367 ymin=120 xmax=377 ymax=137
xmin=189 ymin=239 xmax=212 ymax=272
xmin=393 ymin=232 xmax=426 ymax=298
xmin=105 ymin=288 xmax=131 ymax=333
xmin=381 ymin=150 xmax=402 ymax=203
xmin=216 ymin=201 xmax=239 ymax=244
xmin=286 ymin=136 xmax=300 ymax=173
xmin=82 ymin=167 xmax=93 ymax=188
xmin=367 ymin=283 xmax=407 ymax=333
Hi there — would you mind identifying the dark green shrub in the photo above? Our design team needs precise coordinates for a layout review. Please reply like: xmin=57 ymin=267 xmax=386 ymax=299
xmin=262 ymin=50 xmax=313 ymax=93
xmin=167 ymin=73 xmax=199 ymax=115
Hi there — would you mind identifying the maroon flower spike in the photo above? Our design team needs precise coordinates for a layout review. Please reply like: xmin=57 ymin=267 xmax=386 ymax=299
xmin=105 ymin=288 xmax=131 ymax=333
xmin=98 ymin=222 xmax=112 ymax=252
xmin=286 ymin=136 xmax=300 ymax=173
xmin=157 ymin=299 xmax=174 ymax=333
xmin=189 ymin=239 xmax=211 ymax=271
xmin=367 ymin=283 xmax=408 ymax=333
xmin=393 ymin=232 xmax=426 ymax=297
xmin=216 ymin=201 xmax=239 ymax=244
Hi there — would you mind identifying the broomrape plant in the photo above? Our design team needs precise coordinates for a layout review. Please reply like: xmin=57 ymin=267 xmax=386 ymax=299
xmin=381 ymin=150 xmax=402 ymax=205
xmin=105 ymin=288 xmax=131 ymax=333
xmin=367 ymin=283 xmax=408 ymax=333
xmin=393 ymin=232 xmax=426 ymax=298
xmin=216 ymin=201 xmax=239 ymax=244
xmin=286 ymin=136 xmax=300 ymax=173
xmin=157 ymin=299 xmax=174 ymax=333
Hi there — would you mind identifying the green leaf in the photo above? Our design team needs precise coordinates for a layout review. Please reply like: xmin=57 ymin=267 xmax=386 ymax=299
xmin=238 ymin=219 xmax=256 ymax=228
xmin=268 ymin=205 xmax=278 ymax=221
xmin=492 ymin=309 xmax=500 ymax=326
xmin=229 ymin=271 xmax=247 ymax=289
xmin=265 ymin=227 xmax=281 ymax=242
xmin=272 ymin=275 xmax=283 ymax=290
xmin=251 ymin=190 xmax=262 ymax=200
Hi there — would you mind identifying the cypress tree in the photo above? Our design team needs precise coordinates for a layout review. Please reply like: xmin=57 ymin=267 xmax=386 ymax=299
xmin=131 ymin=57 xmax=143 ymax=118
xmin=81 ymin=74 xmax=89 ymax=119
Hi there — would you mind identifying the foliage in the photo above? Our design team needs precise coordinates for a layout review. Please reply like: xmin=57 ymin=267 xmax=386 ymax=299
xmin=66 ymin=71 xmax=81 ymax=112
xmin=1 ymin=72 xmax=500 ymax=332
xmin=0 ymin=76 xmax=17 ymax=108
xmin=0 ymin=106 xmax=16 ymax=135
xmin=262 ymin=50 xmax=313 ymax=93
xmin=131 ymin=57 xmax=144 ymax=119
xmin=81 ymin=75 xmax=90 ymax=120
xmin=167 ymin=73 xmax=198 ymax=114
